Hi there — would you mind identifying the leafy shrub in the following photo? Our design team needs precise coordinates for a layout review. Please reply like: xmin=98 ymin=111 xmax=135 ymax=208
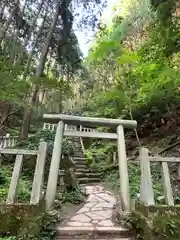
xmin=17 ymin=129 xmax=74 ymax=156
xmin=0 ymin=238 xmax=17 ymax=240
xmin=0 ymin=166 xmax=31 ymax=203
xmin=153 ymin=215 xmax=180 ymax=239
xmin=57 ymin=187 xmax=85 ymax=204
xmin=85 ymin=141 xmax=116 ymax=168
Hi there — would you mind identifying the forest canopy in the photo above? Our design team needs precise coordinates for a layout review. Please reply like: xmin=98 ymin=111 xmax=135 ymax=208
xmin=0 ymin=0 xmax=106 ymax=137
xmin=79 ymin=0 xmax=180 ymax=126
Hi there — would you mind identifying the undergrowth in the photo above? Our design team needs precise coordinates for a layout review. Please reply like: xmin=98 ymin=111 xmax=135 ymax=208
xmin=60 ymin=189 xmax=85 ymax=204
xmin=85 ymin=140 xmax=165 ymax=202
xmin=0 ymin=166 xmax=31 ymax=203
xmin=0 ymin=166 xmax=84 ymax=239
xmin=0 ymin=238 xmax=17 ymax=240
xmin=17 ymin=129 xmax=74 ymax=156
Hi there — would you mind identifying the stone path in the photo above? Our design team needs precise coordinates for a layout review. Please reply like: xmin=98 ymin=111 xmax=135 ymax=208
xmin=57 ymin=185 xmax=133 ymax=239
xmin=66 ymin=185 xmax=117 ymax=228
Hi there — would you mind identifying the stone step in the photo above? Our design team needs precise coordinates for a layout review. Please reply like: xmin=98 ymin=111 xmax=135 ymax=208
xmin=57 ymin=237 xmax=133 ymax=240
xmin=74 ymin=162 xmax=87 ymax=166
xmin=74 ymin=157 xmax=85 ymax=160
xmin=76 ymin=165 xmax=88 ymax=169
xmin=59 ymin=169 xmax=100 ymax=175
xmin=74 ymin=162 xmax=87 ymax=165
xmin=74 ymin=160 xmax=86 ymax=164
xmin=74 ymin=155 xmax=84 ymax=158
xmin=76 ymin=169 xmax=99 ymax=173
xmin=59 ymin=172 xmax=101 ymax=180
xmin=77 ymin=177 xmax=100 ymax=184
xmin=75 ymin=163 xmax=87 ymax=167
xmin=73 ymin=157 xmax=86 ymax=160
xmin=76 ymin=172 xmax=101 ymax=177
xmin=56 ymin=226 xmax=132 ymax=239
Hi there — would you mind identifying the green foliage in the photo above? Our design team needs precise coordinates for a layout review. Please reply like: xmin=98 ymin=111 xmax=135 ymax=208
xmin=85 ymin=139 xmax=165 ymax=202
xmin=0 ymin=238 xmax=17 ymax=240
xmin=153 ymin=215 xmax=180 ymax=239
xmin=127 ymin=208 xmax=180 ymax=239
xmin=17 ymin=129 xmax=74 ymax=156
xmin=126 ymin=211 xmax=152 ymax=239
xmin=85 ymin=141 xmax=116 ymax=168
xmin=105 ymin=169 xmax=120 ymax=192
xmin=85 ymin=52 xmax=180 ymax=121
xmin=0 ymin=51 xmax=29 ymax=101
xmin=0 ymin=166 xmax=31 ymax=203
xmin=59 ymin=187 xmax=85 ymax=204
xmin=83 ymin=0 xmax=180 ymax=125
xmin=87 ymin=0 xmax=153 ymax=63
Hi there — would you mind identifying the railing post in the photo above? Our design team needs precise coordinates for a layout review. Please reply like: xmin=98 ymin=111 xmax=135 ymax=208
xmin=113 ymin=152 xmax=117 ymax=164
xmin=0 ymin=138 xmax=3 ymax=148
xmin=117 ymin=124 xmax=131 ymax=212
xmin=46 ymin=121 xmax=64 ymax=210
xmin=4 ymin=137 xmax=7 ymax=148
xmin=80 ymin=137 xmax=85 ymax=155
xmin=6 ymin=154 xmax=23 ymax=204
xmin=161 ymin=161 xmax=174 ymax=205
xmin=30 ymin=141 xmax=47 ymax=204
xmin=139 ymin=148 xmax=154 ymax=205
xmin=12 ymin=138 xmax=15 ymax=147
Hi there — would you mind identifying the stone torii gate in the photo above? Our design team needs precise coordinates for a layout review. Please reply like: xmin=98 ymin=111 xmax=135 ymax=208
xmin=43 ymin=114 xmax=137 ymax=212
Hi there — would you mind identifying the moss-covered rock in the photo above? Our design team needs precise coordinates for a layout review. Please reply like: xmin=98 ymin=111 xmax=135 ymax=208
xmin=127 ymin=201 xmax=180 ymax=239
xmin=0 ymin=201 xmax=45 ymax=238
xmin=153 ymin=214 xmax=180 ymax=239
xmin=120 ymin=211 xmax=153 ymax=240
xmin=136 ymin=201 xmax=180 ymax=218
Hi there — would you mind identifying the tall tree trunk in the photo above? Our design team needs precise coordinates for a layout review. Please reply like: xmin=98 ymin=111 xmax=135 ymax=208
xmin=19 ymin=3 xmax=60 ymax=139
xmin=24 ymin=0 xmax=44 ymax=46
xmin=23 ymin=9 xmax=48 ymax=77
xmin=0 ymin=0 xmax=19 ymax=43
xmin=16 ymin=0 xmax=44 ymax=64
xmin=0 ymin=0 xmax=8 ymax=25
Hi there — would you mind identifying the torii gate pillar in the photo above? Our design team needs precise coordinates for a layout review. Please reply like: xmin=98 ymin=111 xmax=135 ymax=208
xmin=46 ymin=121 xmax=64 ymax=210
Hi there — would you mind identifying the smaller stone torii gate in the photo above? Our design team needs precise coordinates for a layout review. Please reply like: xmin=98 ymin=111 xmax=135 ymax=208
xmin=43 ymin=114 xmax=137 ymax=212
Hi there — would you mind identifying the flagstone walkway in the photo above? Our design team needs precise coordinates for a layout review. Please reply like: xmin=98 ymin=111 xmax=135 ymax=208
xmin=66 ymin=185 xmax=117 ymax=228
xmin=57 ymin=185 xmax=133 ymax=239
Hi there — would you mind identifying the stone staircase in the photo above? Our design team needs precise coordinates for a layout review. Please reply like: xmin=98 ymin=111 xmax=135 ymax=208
xmin=71 ymin=137 xmax=101 ymax=185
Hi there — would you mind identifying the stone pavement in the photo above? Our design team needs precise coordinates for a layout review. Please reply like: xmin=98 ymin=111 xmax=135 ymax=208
xmin=66 ymin=185 xmax=117 ymax=228
xmin=56 ymin=185 xmax=134 ymax=239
